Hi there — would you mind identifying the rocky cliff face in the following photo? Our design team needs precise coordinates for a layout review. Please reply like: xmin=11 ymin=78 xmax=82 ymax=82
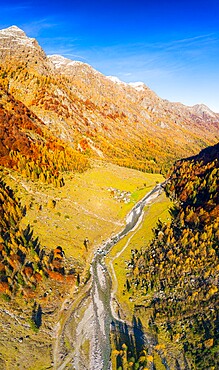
xmin=48 ymin=53 xmax=219 ymax=123
xmin=0 ymin=25 xmax=54 ymax=74
xmin=0 ymin=25 xmax=218 ymax=173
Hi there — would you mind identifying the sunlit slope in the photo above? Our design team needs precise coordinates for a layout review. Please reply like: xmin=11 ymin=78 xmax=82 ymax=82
xmin=117 ymin=142 xmax=219 ymax=369
xmin=4 ymin=161 xmax=164 ymax=263
xmin=1 ymin=161 xmax=164 ymax=369
xmin=0 ymin=26 xmax=219 ymax=175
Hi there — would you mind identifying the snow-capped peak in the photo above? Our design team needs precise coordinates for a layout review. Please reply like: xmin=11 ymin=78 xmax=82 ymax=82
xmin=0 ymin=25 xmax=26 ymax=36
xmin=47 ymin=54 xmax=70 ymax=68
xmin=48 ymin=54 xmax=89 ymax=69
xmin=0 ymin=25 xmax=35 ymax=48
xmin=106 ymin=76 xmax=127 ymax=86
xmin=129 ymin=82 xmax=145 ymax=92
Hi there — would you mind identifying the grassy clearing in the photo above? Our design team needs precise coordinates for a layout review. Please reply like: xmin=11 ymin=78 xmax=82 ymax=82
xmin=107 ymin=190 xmax=175 ymax=368
xmin=106 ymin=191 xmax=172 ymax=323
xmin=0 ymin=299 xmax=52 ymax=370
xmin=1 ymin=161 xmax=165 ymax=369
xmin=3 ymin=161 xmax=164 ymax=268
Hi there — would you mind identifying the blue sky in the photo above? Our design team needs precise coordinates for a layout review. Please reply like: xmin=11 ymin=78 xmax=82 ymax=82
xmin=1 ymin=0 xmax=219 ymax=112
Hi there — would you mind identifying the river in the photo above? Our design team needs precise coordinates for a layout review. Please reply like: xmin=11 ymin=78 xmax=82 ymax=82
xmin=55 ymin=183 xmax=164 ymax=370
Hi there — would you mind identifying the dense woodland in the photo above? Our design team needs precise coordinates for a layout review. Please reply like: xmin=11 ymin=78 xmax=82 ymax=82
xmin=0 ymin=176 xmax=77 ymax=305
xmin=1 ymin=27 xmax=219 ymax=370
xmin=0 ymin=86 xmax=89 ymax=186
xmin=1 ymin=60 xmax=218 ymax=176
xmin=122 ymin=143 xmax=219 ymax=369
xmin=0 ymin=64 xmax=169 ymax=174
xmin=0 ymin=33 xmax=219 ymax=367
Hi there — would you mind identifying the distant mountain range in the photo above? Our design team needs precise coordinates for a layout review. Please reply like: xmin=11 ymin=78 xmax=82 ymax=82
xmin=0 ymin=25 xmax=218 ymax=174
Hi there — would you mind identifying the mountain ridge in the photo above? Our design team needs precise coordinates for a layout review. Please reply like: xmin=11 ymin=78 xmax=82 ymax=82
xmin=0 ymin=25 xmax=219 ymax=370
xmin=0 ymin=25 xmax=218 ymax=176
xmin=0 ymin=25 xmax=54 ymax=74
xmin=0 ymin=25 xmax=218 ymax=112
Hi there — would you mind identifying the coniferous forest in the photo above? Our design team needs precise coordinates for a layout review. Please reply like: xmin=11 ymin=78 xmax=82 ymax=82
xmin=0 ymin=24 xmax=219 ymax=370
xmin=123 ymin=143 xmax=219 ymax=369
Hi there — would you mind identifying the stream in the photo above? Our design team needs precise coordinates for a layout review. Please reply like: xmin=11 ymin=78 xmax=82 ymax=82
xmin=55 ymin=183 xmax=164 ymax=370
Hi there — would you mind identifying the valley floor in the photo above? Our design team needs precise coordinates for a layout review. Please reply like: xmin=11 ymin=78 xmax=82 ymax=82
xmin=0 ymin=161 xmax=165 ymax=369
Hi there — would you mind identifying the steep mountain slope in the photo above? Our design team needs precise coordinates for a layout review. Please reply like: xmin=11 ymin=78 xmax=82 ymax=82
xmin=0 ymin=87 xmax=89 ymax=184
xmin=124 ymin=142 xmax=219 ymax=369
xmin=0 ymin=26 xmax=218 ymax=174
xmin=0 ymin=176 xmax=80 ymax=369
xmin=0 ymin=25 xmax=54 ymax=74
xmin=0 ymin=177 xmax=75 ymax=298
xmin=1 ymin=25 xmax=218 ymax=370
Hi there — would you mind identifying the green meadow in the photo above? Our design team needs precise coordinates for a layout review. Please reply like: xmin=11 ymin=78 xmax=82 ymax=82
xmin=4 ymin=160 xmax=164 ymax=268
xmin=1 ymin=161 xmax=170 ymax=369
xmin=106 ymin=191 xmax=172 ymax=323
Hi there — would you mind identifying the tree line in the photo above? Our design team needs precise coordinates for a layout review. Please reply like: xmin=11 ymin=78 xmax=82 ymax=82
xmin=123 ymin=143 xmax=219 ymax=369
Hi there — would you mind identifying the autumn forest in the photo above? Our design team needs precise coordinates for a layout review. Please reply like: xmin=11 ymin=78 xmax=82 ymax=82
xmin=0 ymin=25 xmax=218 ymax=370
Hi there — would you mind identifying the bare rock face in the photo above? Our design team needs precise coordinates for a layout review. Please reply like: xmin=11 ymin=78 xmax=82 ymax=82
xmin=48 ymin=54 xmax=219 ymax=126
xmin=190 ymin=103 xmax=218 ymax=120
xmin=0 ymin=26 xmax=54 ymax=74
xmin=0 ymin=25 xmax=218 ymax=171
